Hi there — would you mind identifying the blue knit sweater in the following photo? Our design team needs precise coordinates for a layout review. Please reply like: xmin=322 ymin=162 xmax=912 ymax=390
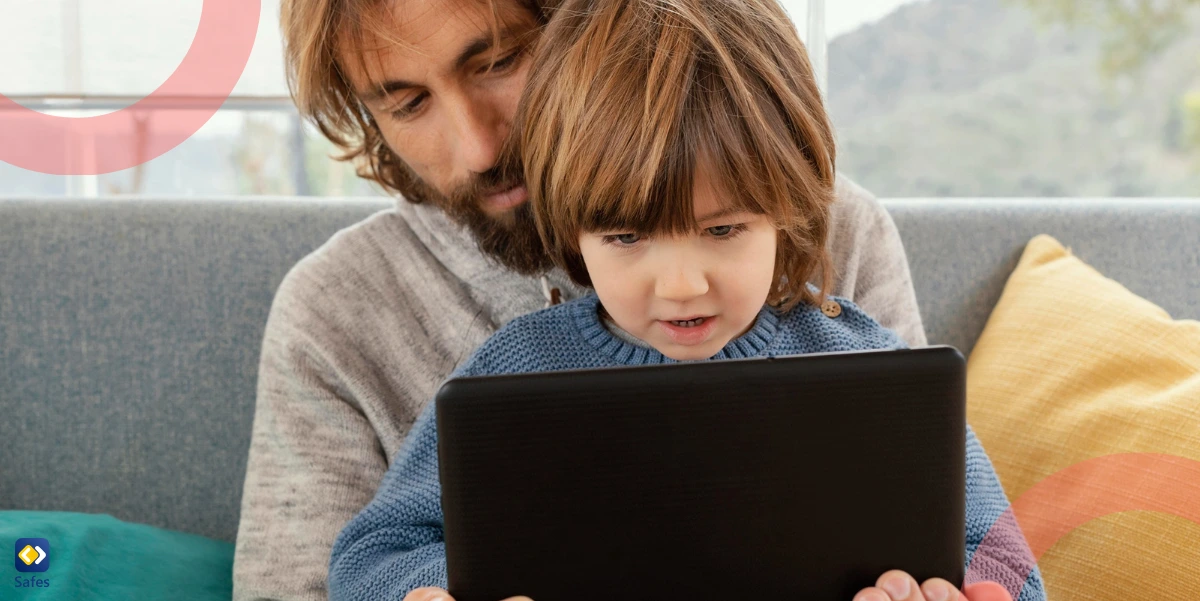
xmin=329 ymin=294 xmax=1046 ymax=601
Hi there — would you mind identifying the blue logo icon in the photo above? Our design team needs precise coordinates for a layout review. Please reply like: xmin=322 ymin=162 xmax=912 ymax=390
xmin=15 ymin=539 xmax=50 ymax=573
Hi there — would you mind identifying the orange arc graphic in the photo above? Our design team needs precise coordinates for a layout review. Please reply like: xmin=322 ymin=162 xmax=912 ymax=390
xmin=1010 ymin=453 xmax=1200 ymax=559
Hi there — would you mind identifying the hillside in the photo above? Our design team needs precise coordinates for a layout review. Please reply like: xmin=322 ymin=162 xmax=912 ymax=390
xmin=827 ymin=0 xmax=1200 ymax=197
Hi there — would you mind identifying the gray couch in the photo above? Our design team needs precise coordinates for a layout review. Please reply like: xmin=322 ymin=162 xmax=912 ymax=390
xmin=2 ymin=197 xmax=1197 ymax=544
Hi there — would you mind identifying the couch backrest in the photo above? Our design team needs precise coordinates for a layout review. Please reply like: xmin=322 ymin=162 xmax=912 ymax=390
xmin=1 ymin=198 xmax=390 ymax=543
xmin=889 ymin=199 xmax=1199 ymax=356
xmin=1 ymin=197 xmax=1197 ymax=542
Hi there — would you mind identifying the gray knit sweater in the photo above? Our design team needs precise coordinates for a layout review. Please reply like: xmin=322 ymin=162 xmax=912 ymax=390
xmin=232 ymin=176 xmax=927 ymax=601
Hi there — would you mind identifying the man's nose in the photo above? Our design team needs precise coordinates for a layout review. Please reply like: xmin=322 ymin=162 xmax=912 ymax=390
xmin=449 ymin=93 xmax=508 ymax=176
xmin=654 ymin=251 xmax=710 ymax=302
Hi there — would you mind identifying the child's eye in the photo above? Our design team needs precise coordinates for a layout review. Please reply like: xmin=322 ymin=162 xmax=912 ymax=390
xmin=603 ymin=233 xmax=642 ymax=246
xmin=706 ymin=224 xmax=747 ymax=238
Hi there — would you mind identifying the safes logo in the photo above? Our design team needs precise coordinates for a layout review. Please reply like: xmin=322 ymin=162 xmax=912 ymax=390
xmin=14 ymin=539 xmax=49 ymax=573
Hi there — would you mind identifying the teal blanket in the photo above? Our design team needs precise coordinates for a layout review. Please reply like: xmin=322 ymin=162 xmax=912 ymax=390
xmin=3 ymin=511 xmax=232 ymax=600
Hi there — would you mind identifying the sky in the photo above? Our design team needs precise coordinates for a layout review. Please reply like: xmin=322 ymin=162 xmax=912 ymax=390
xmin=782 ymin=0 xmax=926 ymax=39
xmin=825 ymin=0 xmax=927 ymax=38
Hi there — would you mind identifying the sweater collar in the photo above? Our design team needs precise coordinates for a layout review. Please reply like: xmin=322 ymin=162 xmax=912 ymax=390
xmin=571 ymin=294 xmax=781 ymax=365
xmin=392 ymin=199 xmax=586 ymax=325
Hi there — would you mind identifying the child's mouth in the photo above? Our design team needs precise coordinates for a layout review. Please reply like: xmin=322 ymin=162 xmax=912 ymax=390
xmin=658 ymin=315 xmax=718 ymax=346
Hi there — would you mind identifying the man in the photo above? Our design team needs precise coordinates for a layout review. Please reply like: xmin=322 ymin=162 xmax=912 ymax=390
xmin=232 ymin=0 xmax=927 ymax=599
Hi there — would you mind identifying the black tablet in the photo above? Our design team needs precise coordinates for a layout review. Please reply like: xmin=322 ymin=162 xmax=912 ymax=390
xmin=436 ymin=345 xmax=966 ymax=601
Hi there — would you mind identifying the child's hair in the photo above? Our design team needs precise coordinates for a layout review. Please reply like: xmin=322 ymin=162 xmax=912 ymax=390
xmin=518 ymin=0 xmax=837 ymax=311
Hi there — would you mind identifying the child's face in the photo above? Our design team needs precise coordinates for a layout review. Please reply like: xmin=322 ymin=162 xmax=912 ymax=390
xmin=578 ymin=170 xmax=778 ymax=361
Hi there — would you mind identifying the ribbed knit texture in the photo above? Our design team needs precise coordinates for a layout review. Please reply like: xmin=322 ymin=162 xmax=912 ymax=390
xmin=328 ymin=294 xmax=1045 ymax=601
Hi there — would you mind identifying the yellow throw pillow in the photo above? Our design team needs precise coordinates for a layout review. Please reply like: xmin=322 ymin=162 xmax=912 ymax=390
xmin=966 ymin=235 xmax=1200 ymax=601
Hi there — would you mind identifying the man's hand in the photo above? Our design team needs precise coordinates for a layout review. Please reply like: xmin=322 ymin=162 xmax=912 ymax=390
xmin=854 ymin=570 xmax=1015 ymax=601
xmin=402 ymin=587 xmax=531 ymax=601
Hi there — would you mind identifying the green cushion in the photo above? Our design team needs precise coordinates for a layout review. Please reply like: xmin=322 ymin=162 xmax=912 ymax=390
xmin=3 ymin=511 xmax=232 ymax=600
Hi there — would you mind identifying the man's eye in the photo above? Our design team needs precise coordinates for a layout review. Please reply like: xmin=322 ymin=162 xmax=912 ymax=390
xmin=604 ymin=233 xmax=642 ymax=245
xmin=390 ymin=92 xmax=428 ymax=119
xmin=479 ymin=49 xmax=523 ymax=75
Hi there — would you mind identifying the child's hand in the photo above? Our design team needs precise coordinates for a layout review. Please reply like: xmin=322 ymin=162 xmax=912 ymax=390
xmin=401 ymin=587 xmax=532 ymax=601
xmin=853 ymin=570 xmax=1014 ymax=601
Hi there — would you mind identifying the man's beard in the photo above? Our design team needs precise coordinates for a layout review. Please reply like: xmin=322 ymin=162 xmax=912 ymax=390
xmin=395 ymin=161 xmax=554 ymax=276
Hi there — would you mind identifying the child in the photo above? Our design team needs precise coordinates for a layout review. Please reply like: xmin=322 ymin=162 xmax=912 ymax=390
xmin=329 ymin=1 xmax=1046 ymax=600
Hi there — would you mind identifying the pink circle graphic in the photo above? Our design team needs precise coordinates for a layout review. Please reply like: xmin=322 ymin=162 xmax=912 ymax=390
xmin=0 ymin=0 xmax=261 ymax=175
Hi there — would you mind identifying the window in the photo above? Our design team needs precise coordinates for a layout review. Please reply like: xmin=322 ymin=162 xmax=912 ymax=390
xmin=0 ymin=0 xmax=377 ymax=197
xmin=5 ymin=0 xmax=1196 ymax=198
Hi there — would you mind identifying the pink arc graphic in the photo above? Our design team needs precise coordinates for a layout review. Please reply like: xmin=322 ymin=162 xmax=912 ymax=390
xmin=966 ymin=453 xmax=1200 ymax=599
xmin=0 ymin=0 xmax=261 ymax=175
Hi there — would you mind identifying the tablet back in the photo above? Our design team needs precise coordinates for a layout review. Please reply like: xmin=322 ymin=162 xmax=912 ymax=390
xmin=436 ymin=346 xmax=966 ymax=601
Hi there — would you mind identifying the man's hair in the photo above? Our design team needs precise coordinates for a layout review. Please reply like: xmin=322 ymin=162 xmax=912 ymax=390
xmin=519 ymin=0 xmax=837 ymax=310
xmin=280 ymin=0 xmax=553 ymax=197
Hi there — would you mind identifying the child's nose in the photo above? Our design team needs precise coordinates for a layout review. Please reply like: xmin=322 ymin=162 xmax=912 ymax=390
xmin=654 ymin=262 xmax=709 ymax=302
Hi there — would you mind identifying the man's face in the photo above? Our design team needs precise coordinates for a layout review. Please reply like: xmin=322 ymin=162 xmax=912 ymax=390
xmin=340 ymin=0 xmax=550 ymax=273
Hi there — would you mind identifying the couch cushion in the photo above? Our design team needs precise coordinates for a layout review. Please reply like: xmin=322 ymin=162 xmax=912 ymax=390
xmin=966 ymin=235 xmax=1200 ymax=600
xmin=0 ymin=198 xmax=391 ymax=542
